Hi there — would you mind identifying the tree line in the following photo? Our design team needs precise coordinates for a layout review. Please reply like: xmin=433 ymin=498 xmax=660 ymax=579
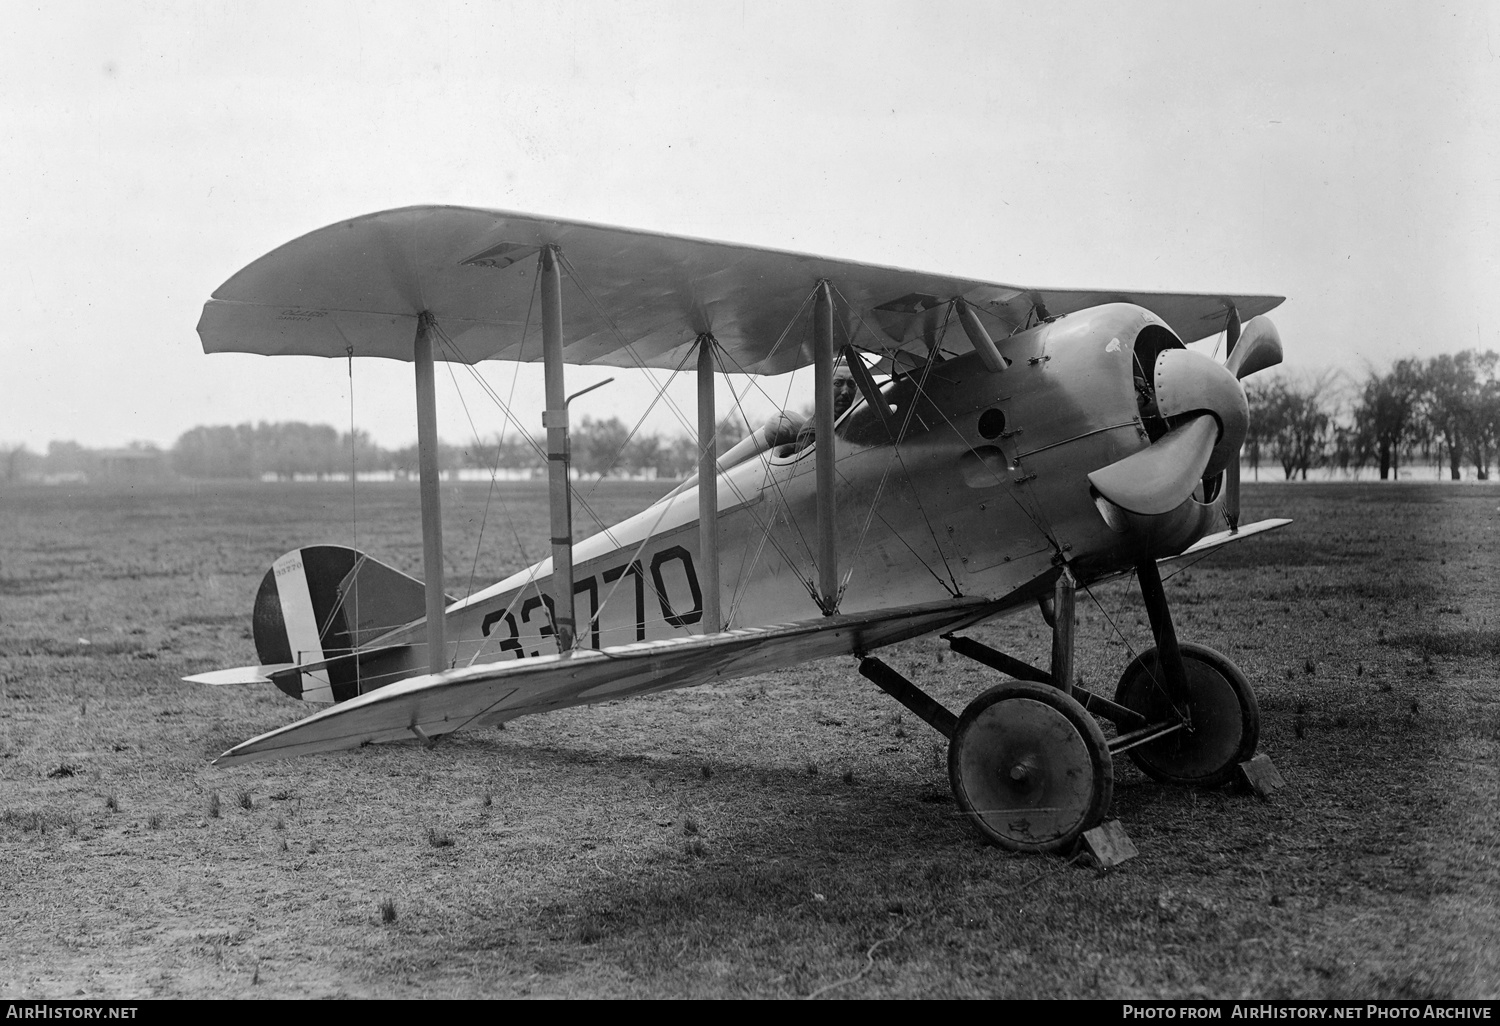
xmin=1248 ymin=348 xmax=1500 ymax=481
xmin=0 ymin=418 xmax=750 ymax=483
xmin=5 ymin=348 xmax=1496 ymax=484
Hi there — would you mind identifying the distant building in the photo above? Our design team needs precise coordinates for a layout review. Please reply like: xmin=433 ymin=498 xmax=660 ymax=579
xmin=94 ymin=448 xmax=171 ymax=483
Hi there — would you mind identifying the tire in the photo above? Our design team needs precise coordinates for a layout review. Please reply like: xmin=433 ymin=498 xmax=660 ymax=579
xmin=948 ymin=681 xmax=1113 ymax=853
xmin=1113 ymin=643 xmax=1259 ymax=787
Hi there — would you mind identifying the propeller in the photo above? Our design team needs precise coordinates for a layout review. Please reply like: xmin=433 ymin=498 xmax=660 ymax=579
xmin=1090 ymin=348 xmax=1247 ymax=515
xmin=1221 ymin=315 xmax=1282 ymax=529
xmin=1224 ymin=315 xmax=1282 ymax=381
xmin=1089 ymin=314 xmax=1283 ymax=526
xmin=1088 ymin=413 xmax=1220 ymax=516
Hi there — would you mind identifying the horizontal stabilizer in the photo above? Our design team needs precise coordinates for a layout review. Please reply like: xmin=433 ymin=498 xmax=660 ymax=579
xmin=183 ymin=664 xmax=295 ymax=686
xmin=216 ymin=597 xmax=1005 ymax=766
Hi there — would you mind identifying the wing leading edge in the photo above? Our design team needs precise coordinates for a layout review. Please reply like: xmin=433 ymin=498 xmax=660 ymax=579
xmin=216 ymin=596 xmax=1005 ymax=766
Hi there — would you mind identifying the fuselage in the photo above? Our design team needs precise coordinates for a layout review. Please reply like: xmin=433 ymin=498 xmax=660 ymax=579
xmin=352 ymin=302 xmax=1227 ymax=692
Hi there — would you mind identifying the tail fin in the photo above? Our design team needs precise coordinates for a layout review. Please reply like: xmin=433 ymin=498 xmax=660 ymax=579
xmin=252 ymin=545 xmax=446 ymax=703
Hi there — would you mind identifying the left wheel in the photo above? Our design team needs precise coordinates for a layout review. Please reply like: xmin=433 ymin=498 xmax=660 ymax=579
xmin=948 ymin=681 xmax=1113 ymax=853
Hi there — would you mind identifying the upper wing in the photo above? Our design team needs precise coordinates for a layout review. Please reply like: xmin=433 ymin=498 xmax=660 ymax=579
xmin=216 ymin=596 xmax=1004 ymax=766
xmin=197 ymin=205 xmax=1283 ymax=375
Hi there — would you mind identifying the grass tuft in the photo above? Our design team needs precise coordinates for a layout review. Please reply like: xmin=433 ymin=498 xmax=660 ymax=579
xmin=427 ymin=826 xmax=455 ymax=848
xmin=147 ymin=812 xmax=162 ymax=830
xmin=47 ymin=763 xmax=79 ymax=779
xmin=805 ymin=760 xmax=818 ymax=776
xmin=236 ymin=789 xmax=253 ymax=811
xmin=380 ymin=898 xmax=397 ymax=924
xmin=105 ymin=793 xmax=119 ymax=812
xmin=207 ymin=792 xmax=221 ymax=819
xmin=700 ymin=764 xmax=712 ymax=779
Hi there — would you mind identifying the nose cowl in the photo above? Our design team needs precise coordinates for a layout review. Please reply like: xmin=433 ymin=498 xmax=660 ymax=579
xmin=1088 ymin=349 xmax=1248 ymax=516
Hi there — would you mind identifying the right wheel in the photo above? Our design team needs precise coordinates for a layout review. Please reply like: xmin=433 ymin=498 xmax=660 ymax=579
xmin=948 ymin=681 xmax=1113 ymax=853
xmin=1113 ymin=642 xmax=1260 ymax=787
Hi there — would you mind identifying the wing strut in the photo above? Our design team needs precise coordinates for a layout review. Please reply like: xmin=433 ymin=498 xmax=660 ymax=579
xmin=813 ymin=281 xmax=839 ymax=614
xmin=413 ymin=312 xmax=448 ymax=674
xmin=540 ymin=246 xmax=577 ymax=652
xmin=696 ymin=334 xmax=723 ymax=632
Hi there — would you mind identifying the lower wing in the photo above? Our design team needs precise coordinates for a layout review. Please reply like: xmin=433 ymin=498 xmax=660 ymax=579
xmin=216 ymin=596 xmax=1005 ymax=766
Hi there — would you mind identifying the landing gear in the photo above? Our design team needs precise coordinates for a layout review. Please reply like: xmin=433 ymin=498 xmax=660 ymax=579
xmin=948 ymin=682 xmax=1113 ymax=853
xmin=1114 ymin=643 xmax=1259 ymax=787
xmin=861 ymin=557 xmax=1265 ymax=856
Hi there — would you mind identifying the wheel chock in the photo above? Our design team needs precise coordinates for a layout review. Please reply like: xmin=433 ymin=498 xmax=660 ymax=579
xmin=1237 ymin=752 xmax=1285 ymax=799
xmin=1082 ymin=820 xmax=1137 ymax=868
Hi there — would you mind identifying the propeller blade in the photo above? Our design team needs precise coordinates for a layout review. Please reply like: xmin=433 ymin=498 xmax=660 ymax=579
xmin=1088 ymin=414 xmax=1219 ymax=516
xmin=1225 ymin=316 xmax=1282 ymax=380
xmin=1222 ymin=315 xmax=1281 ymax=530
xmin=1224 ymin=305 xmax=1241 ymax=355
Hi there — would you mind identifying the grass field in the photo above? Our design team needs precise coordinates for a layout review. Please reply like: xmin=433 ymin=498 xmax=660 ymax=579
xmin=1 ymin=479 xmax=1497 ymax=999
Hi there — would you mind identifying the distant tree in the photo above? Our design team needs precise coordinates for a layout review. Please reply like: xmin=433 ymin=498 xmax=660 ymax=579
xmin=175 ymin=422 xmax=397 ymax=479
xmin=623 ymin=433 xmax=663 ymax=476
xmin=388 ymin=440 xmax=464 ymax=477
xmin=1247 ymin=373 xmax=1334 ymax=480
xmin=1421 ymin=353 xmax=1476 ymax=481
xmin=1455 ymin=351 xmax=1500 ymax=480
xmin=0 ymin=443 xmax=32 ymax=483
xmin=340 ymin=428 xmax=385 ymax=473
xmin=1354 ymin=359 xmax=1424 ymax=480
xmin=573 ymin=417 xmax=632 ymax=477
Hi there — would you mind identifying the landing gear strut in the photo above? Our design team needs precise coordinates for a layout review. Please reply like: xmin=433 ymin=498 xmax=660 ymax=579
xmin=1119 ymin=554 xmax=1260 ymax=787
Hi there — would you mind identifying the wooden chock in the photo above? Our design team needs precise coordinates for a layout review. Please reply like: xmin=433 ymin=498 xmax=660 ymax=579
xmin=1082 ymin=820 xmax=1138 ymax=869
xmin=1237 ymin=752 xmax=1285 ymax=800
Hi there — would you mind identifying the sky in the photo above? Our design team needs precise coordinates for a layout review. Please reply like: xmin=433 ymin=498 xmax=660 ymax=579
xmin=3 ymin=0 xmax=1497 ymax=452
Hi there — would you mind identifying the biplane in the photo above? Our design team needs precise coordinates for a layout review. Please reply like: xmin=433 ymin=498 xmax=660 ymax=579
xmin=188 ymin=205 xmax=1290 ymax=854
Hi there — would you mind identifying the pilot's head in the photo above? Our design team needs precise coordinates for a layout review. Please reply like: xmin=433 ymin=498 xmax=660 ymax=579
xmin=833 ymin=362 xmax=857 ymax=416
